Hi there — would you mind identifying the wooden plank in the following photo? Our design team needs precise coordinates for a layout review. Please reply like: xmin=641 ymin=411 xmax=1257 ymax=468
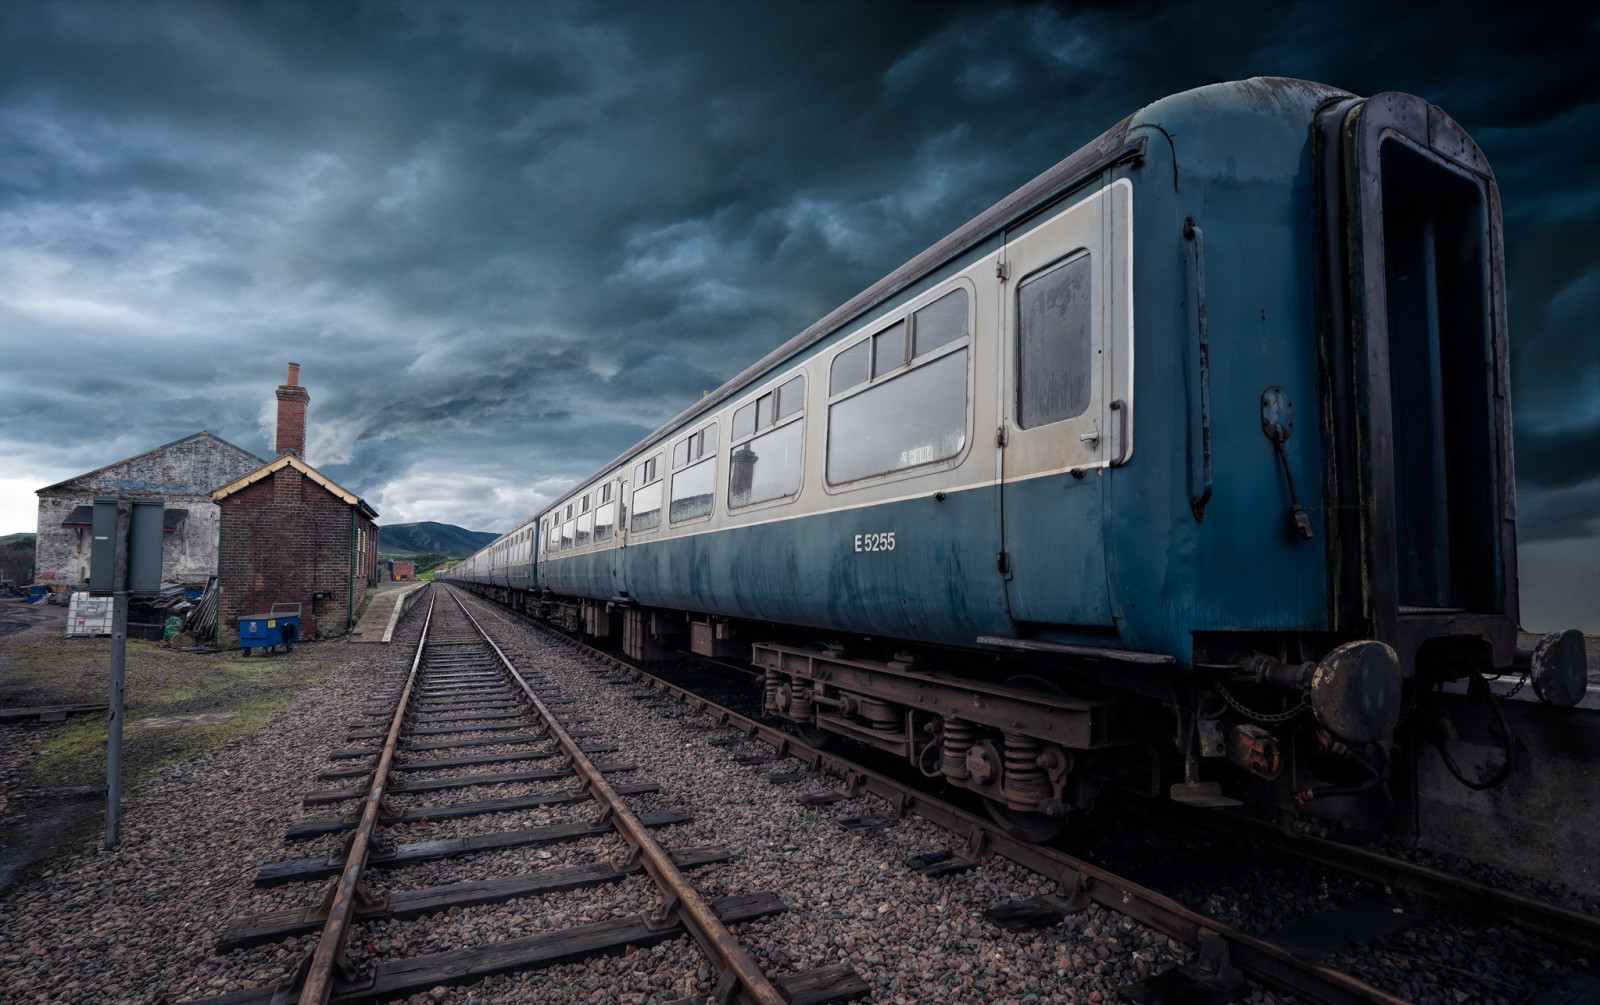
xmin=257 ymin=809 xmax=694 ymax=886
xmin=777 ymin=964 xmax=872 ymax=1005
xmin=303 ymin=765 xmax=580 ymax=805
xmin=306 ymin=762 xmax=632 ymax=804
xmin=401 ymin=732 xmax=548 ymax=752
xmin=285 ymin=775 xmax=655 ymax=840
xmin=349 ymin=719 xmax=532 ymax=741
xmin=409 ymin=709 xmax=527 ymax=724
xmin=334 ymin=892 xmax=786 ymax=1003
xmin=219 ymin=846 xmax=733 ymax=952
xmin=0 ymin=704 xmax=107 ymax=722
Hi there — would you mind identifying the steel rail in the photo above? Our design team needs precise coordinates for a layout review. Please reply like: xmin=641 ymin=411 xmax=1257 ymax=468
xmin=1202 ymin=812 xmax=1600 ymax=955
xmin=297 ymin=592 xmax=436 ymax=1005
xmin=446 ymin=589 xmax=789 ymax=1005
xmin=515 ymin=608 xmax=1409 ymax=1005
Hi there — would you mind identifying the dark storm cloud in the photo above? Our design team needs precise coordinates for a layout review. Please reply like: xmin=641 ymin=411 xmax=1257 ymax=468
xmin=1 ymin=0 xmax=1596 ymax=630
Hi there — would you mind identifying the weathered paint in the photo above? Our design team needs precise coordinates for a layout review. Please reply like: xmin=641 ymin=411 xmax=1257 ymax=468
xmin=33 ymin=432 xmax=265 ymax=585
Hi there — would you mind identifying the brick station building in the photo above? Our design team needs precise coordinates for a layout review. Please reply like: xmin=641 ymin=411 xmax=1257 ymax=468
xmin=213 ymin=364 xmax=379 ymax=644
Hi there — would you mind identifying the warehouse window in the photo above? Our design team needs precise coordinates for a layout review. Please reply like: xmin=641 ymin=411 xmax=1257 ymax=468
xmin=1017 ymin=254 xmax=1091 ymax=428
xmin=670 ymin=423 xmax=719 ymax=523
xmin=826 ymin=287 xmax=970 ymax=485
xmin=631 ymin=454 xmax=663 ymax=531
xmin=730 ymin=374 xmax=805 ymax=508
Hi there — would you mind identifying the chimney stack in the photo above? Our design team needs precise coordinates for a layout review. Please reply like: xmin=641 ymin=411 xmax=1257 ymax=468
xmin=275 ymin=362 xmax=310 ymax=458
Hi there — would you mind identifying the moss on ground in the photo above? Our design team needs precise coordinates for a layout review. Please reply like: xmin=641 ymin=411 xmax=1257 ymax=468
xmin=22 ymin=641 xmax=346 ymax=789
xmin=0 ymin=617 xmax=361 ymax=892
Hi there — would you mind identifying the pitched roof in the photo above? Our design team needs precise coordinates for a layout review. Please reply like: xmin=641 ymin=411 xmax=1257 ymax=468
xmin=37 ymin=431 xmax=265 ymax=495
xmin=211 ymin=453 xmax=379 ymax=520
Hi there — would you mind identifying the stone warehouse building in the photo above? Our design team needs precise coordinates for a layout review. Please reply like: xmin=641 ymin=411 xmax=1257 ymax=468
xmin=213 ymin=364 xmax=379 ymax=643
xmin=33 ymin=432 xmax=266 ymax=586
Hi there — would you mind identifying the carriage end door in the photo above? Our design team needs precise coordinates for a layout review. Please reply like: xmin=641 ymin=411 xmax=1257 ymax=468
xmin=998 ymin=178 xmax=1131 ymax=628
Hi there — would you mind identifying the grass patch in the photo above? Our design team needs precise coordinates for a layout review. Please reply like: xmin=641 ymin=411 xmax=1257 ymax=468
xmin=0 ymin=634 xmax=358 ymax=893
xmin=25 ymin=643 xmax=346 ymax=790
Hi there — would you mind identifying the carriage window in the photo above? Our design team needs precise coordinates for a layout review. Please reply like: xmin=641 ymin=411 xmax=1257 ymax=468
xmin=560 ymin=519 xmax=575 ymax=550
xmin=594 ymin=500 xmax=615 ymax=541
xmin=670 ymin=422 xmax=718 ymax=523
xmin=775 ymin=375 xmax=804 ymax=419
xmin=730 ymin=375 xmax=806 ymax=508
xmin=547 ymin=521 xmax=559 ymax=553
xmin=1017 ymin=254 xmax=1091 ymax=428
xmin=830 ymin=340 xmax=869 ymax=394
xmin=827 ymin=349 xmax=968 ymax=483
xmin=732 ymin=402 xmax=756 ymax=440
xmin=730 ymin=421 xmax=804 ymax=507
xmin=913 ymin=288 xmax=968 ymax=357
xmin=631 ymin=454 xmax=663 ymax=531
xmin=600 ymin=483 xmax=613 ymax=503
xmin=670 ymin=459 xmax=715 ymax=521
xmin=576 ymin=510 xmax=593 ymax=546
xmin=872 ymin=320 xmax=907 ymax=378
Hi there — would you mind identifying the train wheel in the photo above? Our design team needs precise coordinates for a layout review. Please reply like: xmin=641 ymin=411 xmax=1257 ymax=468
xmin=795 ymin=720 xmax=836 ymax=749
xmin=980 ymin=673 xmax=1071 ymax=842
xmin=982 ymin=798 xmax=1068 ymax=843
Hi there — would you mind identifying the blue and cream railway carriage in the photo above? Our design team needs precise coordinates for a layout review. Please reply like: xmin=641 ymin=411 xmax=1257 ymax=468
xmin=446 ymin=78 xmax=1588 ymax=840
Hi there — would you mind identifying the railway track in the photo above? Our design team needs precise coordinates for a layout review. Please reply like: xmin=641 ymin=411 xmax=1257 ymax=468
xmin=186 ymin=586 xmax=863 ymax=1005
xmin=501 ymin=596 xmax=1600 ymax=1005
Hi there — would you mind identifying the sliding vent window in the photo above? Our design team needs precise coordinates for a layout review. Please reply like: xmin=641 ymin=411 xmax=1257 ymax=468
xmin=913 ymin=288 xmax=968 ymax=356
xmin=730 ymin=375 xmax=805 ymax=508
xmin=631 ymin=455 xmax=663 ymax=531
xmin=830 ymin=341 xmax=869 ymax=395
xmin=670 ymin=423 xmax=719 ymax=523
xmin=1017 ymin=255 xmax=1091 ymax=428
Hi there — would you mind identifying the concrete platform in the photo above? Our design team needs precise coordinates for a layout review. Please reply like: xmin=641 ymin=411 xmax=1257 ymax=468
xmin=348 ymin=582 xmax=430 ymax=644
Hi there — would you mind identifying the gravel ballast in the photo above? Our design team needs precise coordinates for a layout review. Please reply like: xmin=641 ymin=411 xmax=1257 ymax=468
xmin=3 ymin=586 xmax=1590 ymax=1004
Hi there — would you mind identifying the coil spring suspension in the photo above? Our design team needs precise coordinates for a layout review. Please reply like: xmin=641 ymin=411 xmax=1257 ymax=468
xmin=762 ymin=669 xmax=783 ymax=714
xmin=942 ymin=718 xmax=977 ymax=780
xmin=789 ymin=686 xmax=814 ymax=723
xmin=1003 ymin=733 xmax=1049 ymax=807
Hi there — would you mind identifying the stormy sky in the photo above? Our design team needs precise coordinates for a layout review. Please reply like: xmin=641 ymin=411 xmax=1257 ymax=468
xmin=1 ymin=0 xmax=1595 ymax=631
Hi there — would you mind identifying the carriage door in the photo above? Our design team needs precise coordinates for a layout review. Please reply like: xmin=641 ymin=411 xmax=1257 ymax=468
xmin=998 ymin=179 xmax=1132 ymax=628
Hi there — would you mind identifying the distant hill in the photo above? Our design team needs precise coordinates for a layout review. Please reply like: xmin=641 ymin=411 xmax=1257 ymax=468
xmin=378 ymin=522 xmax=498 ymax=558
xmin=1 ymin=533 xmax=36 ymax=547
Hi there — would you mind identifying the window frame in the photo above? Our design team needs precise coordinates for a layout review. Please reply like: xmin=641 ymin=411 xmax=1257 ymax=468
xmin=629 ymin=453 xmax=665 ymax=534
xmin=823 ymin=281 xmax=975 ymax=491
xmin=727 ymin=372 xmax=807 ymax=512
xmin=668 ymin=421 xmax=719 ymax=525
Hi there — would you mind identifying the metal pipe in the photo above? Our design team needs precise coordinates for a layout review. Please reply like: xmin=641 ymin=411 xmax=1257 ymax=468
xmin=1185 ymin=218 xmax=1213 ymax=521
xmin=105 ymin=500 xmax=131 ymax=848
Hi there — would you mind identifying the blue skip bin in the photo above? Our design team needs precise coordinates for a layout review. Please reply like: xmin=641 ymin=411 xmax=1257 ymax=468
xmin=239 ymin=603 xmax=302 ymax=655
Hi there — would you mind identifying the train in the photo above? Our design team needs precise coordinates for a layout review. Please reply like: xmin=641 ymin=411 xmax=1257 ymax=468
xmin=443 ymin=77 xmax=1589 ymax=841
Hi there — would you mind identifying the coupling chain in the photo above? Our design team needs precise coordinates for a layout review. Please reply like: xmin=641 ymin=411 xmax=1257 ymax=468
xmin=1495 ymin=671 xmax=1529 ymax=701
xmin=1216 ymin=679 xmax=1309 ymax=723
